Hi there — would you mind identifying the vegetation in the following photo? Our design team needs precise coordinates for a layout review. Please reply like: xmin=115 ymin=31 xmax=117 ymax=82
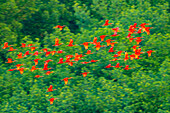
xmin=0 ymin=0 xmax=169 ymax=113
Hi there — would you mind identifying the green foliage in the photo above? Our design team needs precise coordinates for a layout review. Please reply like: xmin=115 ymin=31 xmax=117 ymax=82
xmin=0 ymin=0 xmax=169 ymax=113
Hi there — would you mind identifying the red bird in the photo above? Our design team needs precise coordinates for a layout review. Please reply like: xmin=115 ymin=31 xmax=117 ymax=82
xmin=108 ymin=47 xmax=116 ymax=53
xmin=53 ymin=38 xmax=63 ymax=46
xmin=110 ymin=32 xmax=119 ymax=37
xmin=82 ymin=72 xmax=89 ymax=77
xmin=86 ymin=50 xmax=93 ymax=54
xmin=128 ymin=25 xmax=136 ymax=34
xmin=20 ymin=43 xmax=26 ymax=48
xmin=31 ymin=66 xmax=39 ymax=72
xmin=8 ymin=69 xmax=16 ymax=71
xmin=124 ymin=55 xmax=129 ymax=61
xmin=113 ymin=54 xmax=118 ymax=57
xmin=18 ymin=67 xmax=27 ymax=74
xmin=2 ymin=42 xmax=11 ymax=49
xmin=81 ymin=61 xmax=90 ymax=64
xmin=35 ymin=75 xmax=43 ymax=78
xmin=124 ymin=65 xmax=131 ymax=70
xmin=110 ymin=58 xmax=121 ymax=61
xmin=144 ymin=27 xmax=152 ymax=35
xmin=100 ymin=35 xmax=107 ymax=42
xmin=8 ymin=47 xmax=17 ymax=51
xmin=45 ymin=51 xmax=51 ymax=57
xmin=57 ymin=50 xmax=65 ymax=54
xmin=82 ymin=42 xmax=89 ymax=49
xmin=112 ymin=27 xmax=119 ymax=32
xmin=126 ymin=33 xmax=132 ymax=38
xmin=90 ymin=37 xmax=98 ymax=45
xmin=130 ymin=54 xmax=135 ymax=60
xmin=105 ymin=64 xmax=114 ymax=68
xmin=45 ymin=71 xmax=54 ymax=75
xmin=54 ymin=25 xmax=65 ymax=30
xmin=67 ymin=39 xmax=76 ymax=47
xmin=110 ymin=42 xmax=118 ymax=47
xmin=34 ymin=58 xmax=41 ymax=65
xmin=129 ymin=37 xmax=136 ymax=42
xmin=95 ymin=42 xmax=105 ymax=51
xmin=47 ymin=85 xmax=56 ymax=92
xmin=137 ymin=28 xmax=142 ymax=34
xmin=105 ymin=39 xmax=114 ymax=46
xmin=117 ymin=50 xmax=122 ymax=57
xmin=43 ymin=62 xmax=51 ymax=70
xmin=90 ymin=59 xmax=98 ymax=63
xmin=114 ymin=63 xmax=122 ymax=68
xmin=62 ymin=77 xmax=73 ymax=85
xmin=136 ymin=39 xmax=142 ymax=45
xmin=16 ymin=64 xmax=24 ymax=70
xmin=17 ymin=52 xmax=23 ymax=59
xmin=27 ymin=44 xmax=34 ymax=47
xmin=66 ymin=55 xmax=74 ymax=59
xmin=132 ymin=45 xmax=139 ymax=52
xmin=67 ymin=62 xmax=75 ymax=66
xmin=42 ymin=48 xmax=49 ymax=52
xmin=65 ymin=57 xmax=71 ymax=63
xmin=30 ymin=47 xmax=37 ymax=51
xmin=33 ymin=51 xmax=42 ymax=56
xmin=49 ymin=98 xmax=58 ymax=104
xmin=24 ymin=51 xmax=32 ymax=57
xmin=147 ymin=50 xmax=155 ymax=57
xmin=51 ymin=51 xmax=56 ymax=56
xmin=45 ymin=59 xmax=53 ymax=63
xmin=6 ymin=58 xmax=16 ymax=63
xmin=103 ymin=19 xmax=113 ymax=26
xmin=58 ymin=58 xmax=64 ymax=64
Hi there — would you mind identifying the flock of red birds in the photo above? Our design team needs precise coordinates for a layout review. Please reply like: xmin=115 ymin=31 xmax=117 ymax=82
xmin=2 ymin=19 xmax=155 ymax=104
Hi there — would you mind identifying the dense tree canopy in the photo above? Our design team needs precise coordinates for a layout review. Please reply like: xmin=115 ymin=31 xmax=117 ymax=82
xmin=0 ymin=0 xmax=169 ymax=113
